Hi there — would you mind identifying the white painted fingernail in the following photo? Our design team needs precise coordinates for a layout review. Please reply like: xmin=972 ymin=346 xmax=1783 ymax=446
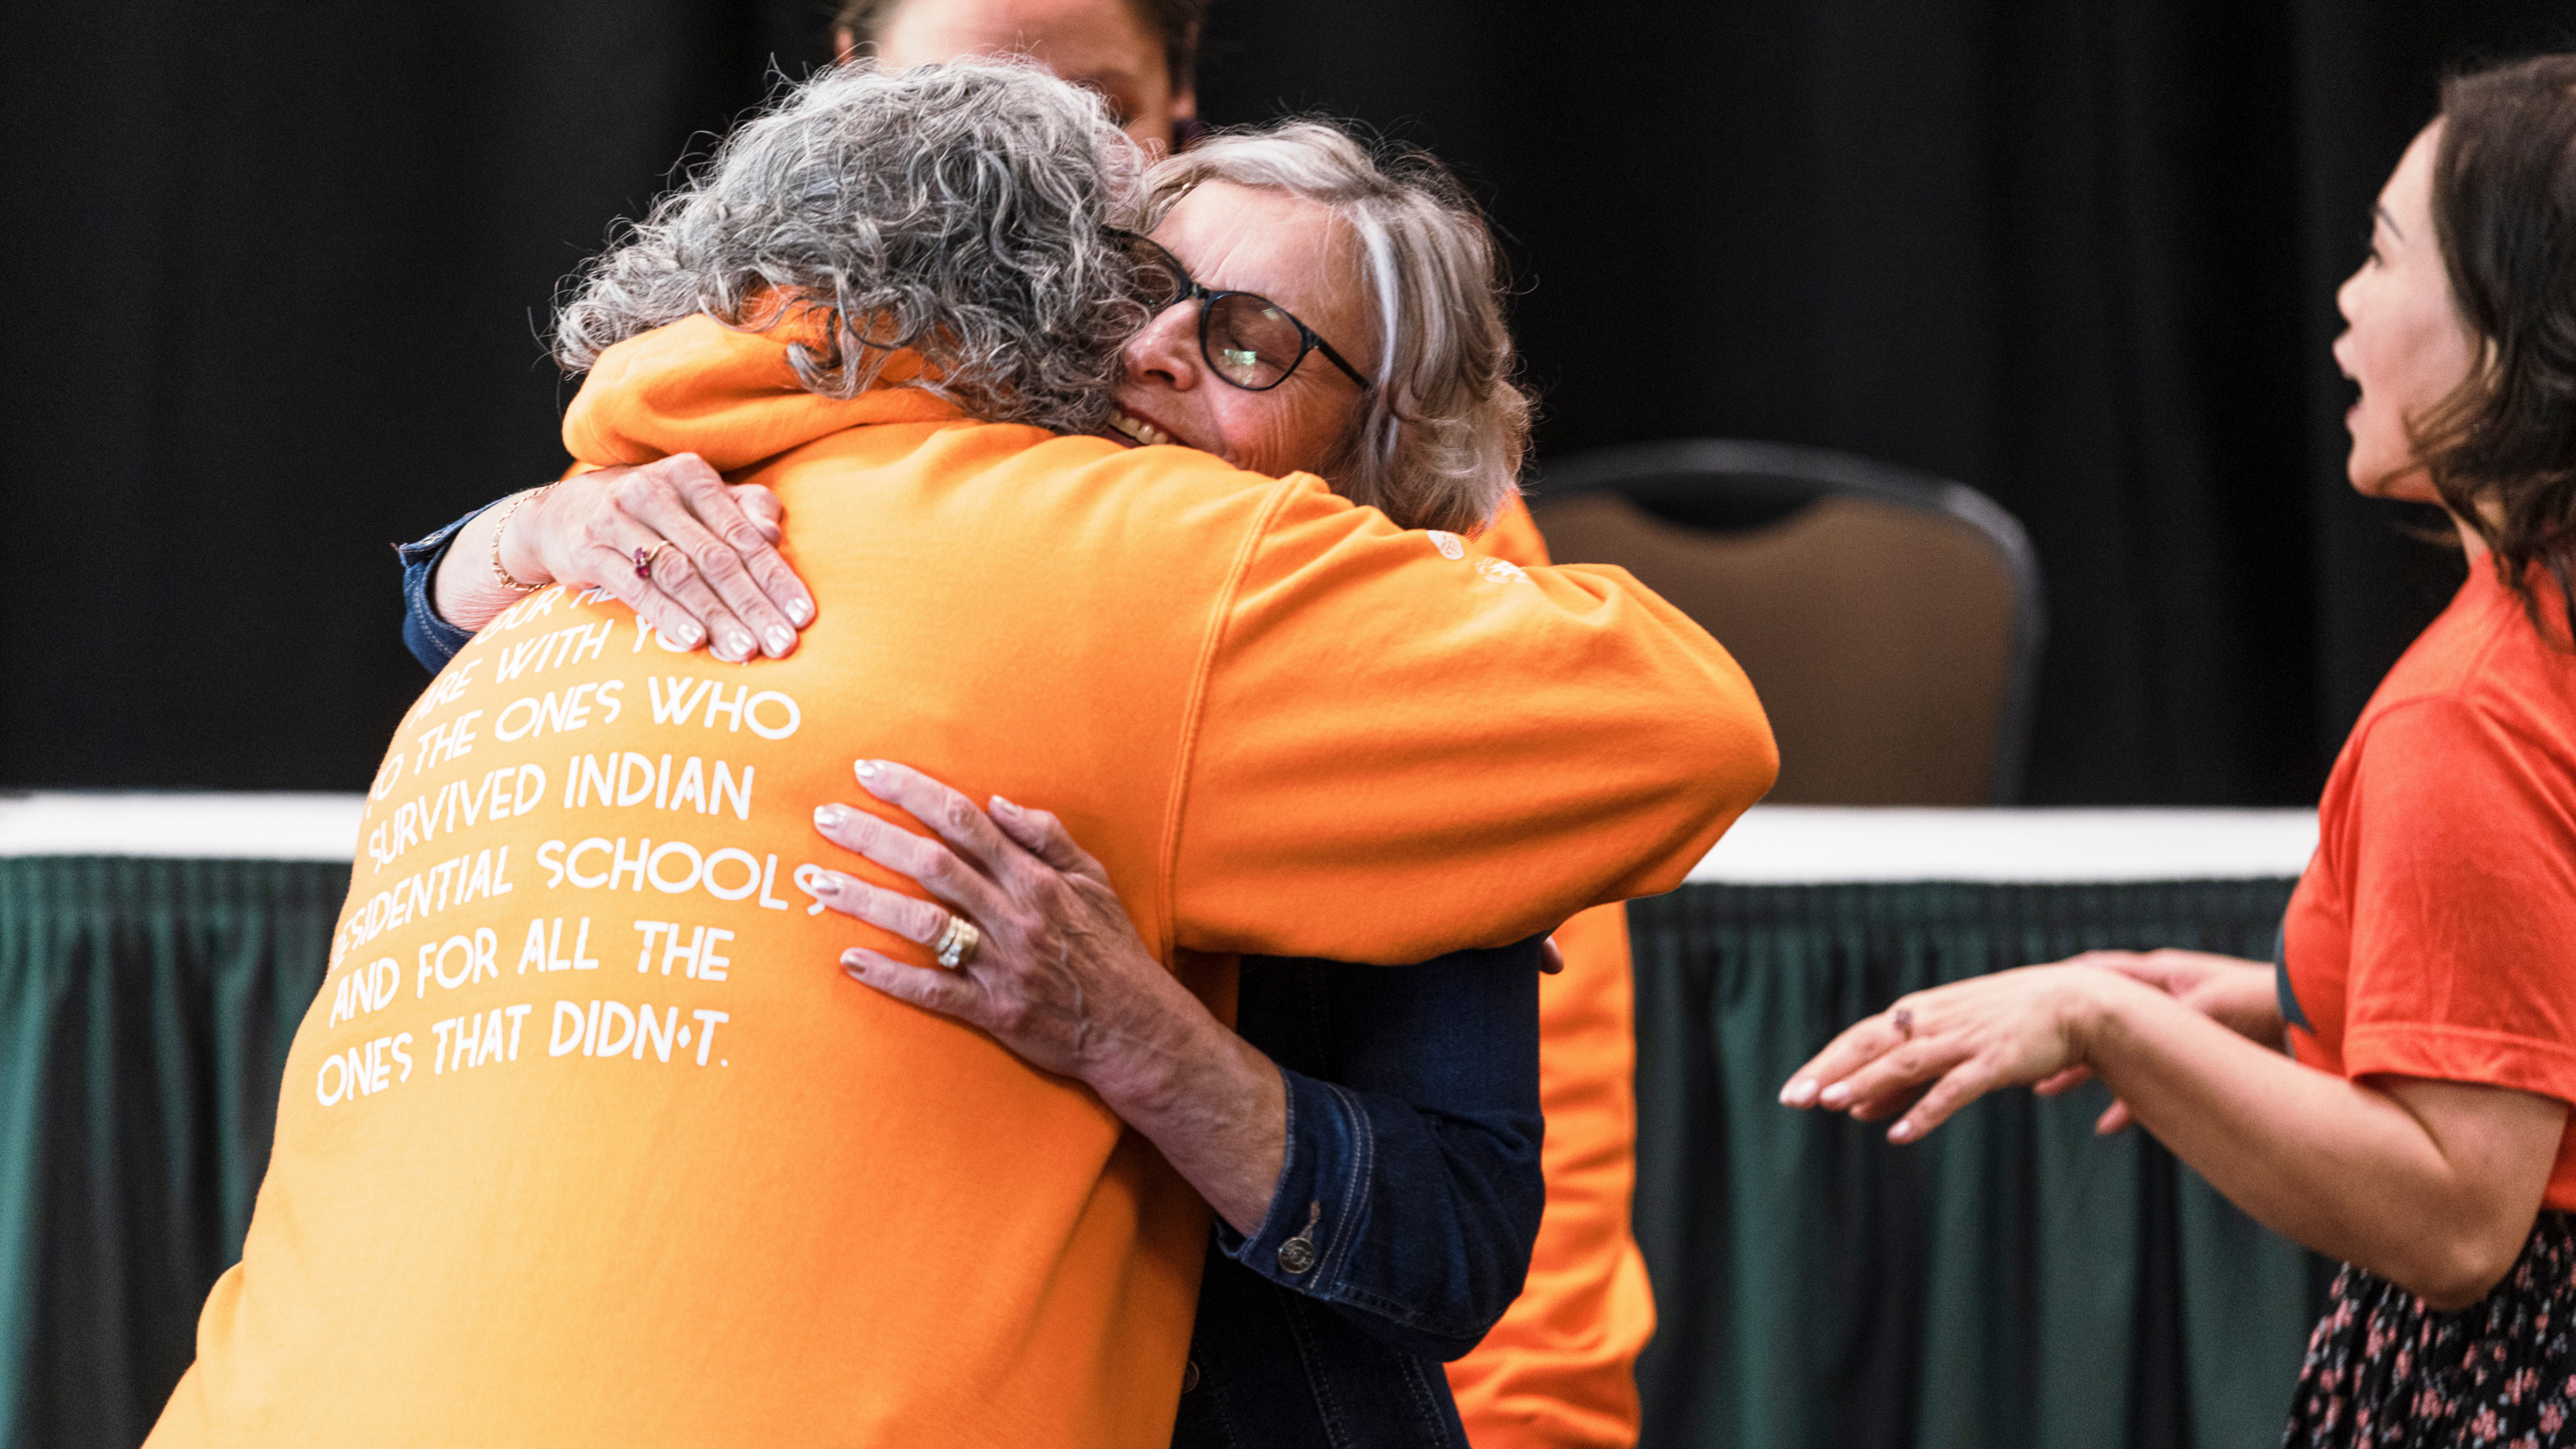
xmin=1780 ymin=1078 xmax=1817 ymax=1107
xmin=672 ymin=622 xmax=704 ymax=647
xmin=854 ymin=760 xmax=881 ymax=781
xmin=786 ymin=598 xmax=813 ymax=625
xmin=764 ymin=626 xmax=794 ymax=656
xmin=813 ymin=805 xmax=847 ymax=829
xmin=1888 ymin=1120 xmax=1917 ymax=1143
xmin=725 ymin=631 xmax=754 ymax=660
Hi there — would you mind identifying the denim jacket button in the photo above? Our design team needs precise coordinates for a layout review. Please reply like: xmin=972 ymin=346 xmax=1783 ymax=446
xmin=1277 ymin=1237 xmax=1316 ymax=1275
xmin=1181 ymin=1359 xmax=1200 ymax=1393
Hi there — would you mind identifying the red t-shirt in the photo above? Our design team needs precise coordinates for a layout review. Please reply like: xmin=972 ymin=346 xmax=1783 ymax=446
xmin=2283 ymin=558 xmax=2576 ymax=1207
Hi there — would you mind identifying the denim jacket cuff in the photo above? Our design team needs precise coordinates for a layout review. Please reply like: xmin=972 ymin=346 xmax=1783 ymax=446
xmin=396 ymin=507 xmax=489 ymax=672
xmin=1215 ymin=1065 xmax=1368 ymax=1297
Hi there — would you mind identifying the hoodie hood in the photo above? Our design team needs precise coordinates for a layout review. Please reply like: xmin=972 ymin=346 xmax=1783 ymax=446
xmin=562 ymin=313 xmax=966 ymax=472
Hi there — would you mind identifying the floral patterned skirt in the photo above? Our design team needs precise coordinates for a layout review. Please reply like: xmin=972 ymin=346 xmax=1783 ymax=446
xmin=2286 ymin=1211 xmax=2576 ymax=1447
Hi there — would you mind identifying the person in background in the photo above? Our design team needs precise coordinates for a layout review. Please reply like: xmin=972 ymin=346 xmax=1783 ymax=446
xmin=1783 ymin=54 xmax=2576 ymax=1448
xmin=835 ymin=0 xmax=1203 ymax=151
xmin=401 ymin=4 xmax=1664 ymax=1444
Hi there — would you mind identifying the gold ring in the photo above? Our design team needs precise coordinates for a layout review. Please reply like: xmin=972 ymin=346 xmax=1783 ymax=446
xmin=933 ymin=913 xmax=981 ymax=969
xmin=634 ymin=541 xmax=677 ymax=582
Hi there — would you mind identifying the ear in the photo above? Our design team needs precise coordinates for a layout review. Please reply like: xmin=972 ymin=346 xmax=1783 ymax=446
xmin=833 ymin=27 xmax=862 ymax=63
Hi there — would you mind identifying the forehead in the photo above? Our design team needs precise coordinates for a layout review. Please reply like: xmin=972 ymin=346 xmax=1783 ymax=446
xmin=1155 ymin=181 xmax=1376 ymax=360
xmin=2379 ymin=121 xmax=2443 ymax=221
xmin=875 ymin=0 xmax=1162 ymax=83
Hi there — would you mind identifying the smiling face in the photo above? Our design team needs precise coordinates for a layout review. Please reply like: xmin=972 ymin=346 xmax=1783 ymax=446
xmin=1104 ymin=181 xmax=1377 ymax=479
xmin=2332 ymin=122 xmax=2481 ymax=504
xmin=858 ymin=0 xmax=1192 ymax=151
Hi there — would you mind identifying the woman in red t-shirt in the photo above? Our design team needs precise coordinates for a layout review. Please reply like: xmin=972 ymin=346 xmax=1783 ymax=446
xmin=1786 ymin=54 xmax=2576 ymax=1447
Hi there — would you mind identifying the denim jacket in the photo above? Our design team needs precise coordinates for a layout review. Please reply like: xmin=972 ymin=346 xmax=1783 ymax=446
xmin=398 ymin=512 xmax=1550 ymax=1446
xmin=1189 ymin=946 xmax=1545 ymax=1448
xmin=394 ymin=510 xmax=486 ymax=671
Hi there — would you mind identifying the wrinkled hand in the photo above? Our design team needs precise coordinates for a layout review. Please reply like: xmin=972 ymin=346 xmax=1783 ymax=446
xmin=505 ymin=454 xmax=815 ymax=662
xmin=806 ymin=760 xmax=1188 ymax=1090
xmin=1778 ymin=964 xmax=2108 ymax=1144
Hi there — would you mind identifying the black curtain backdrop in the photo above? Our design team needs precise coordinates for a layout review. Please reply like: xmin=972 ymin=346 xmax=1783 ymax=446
xmin=5 ymin=1 xmax=2571 ymax=802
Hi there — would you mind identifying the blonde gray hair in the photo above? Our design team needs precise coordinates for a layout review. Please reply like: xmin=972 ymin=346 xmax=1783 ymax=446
xmin=552 ymin=60 xmax=1147 ymax=434
xmin=1145 ymin=124 xmax=1534 ymax=532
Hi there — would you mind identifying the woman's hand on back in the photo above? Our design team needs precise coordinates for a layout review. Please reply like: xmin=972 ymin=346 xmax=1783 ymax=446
xmin=436 ymin=453 xmax=817 ymax=661
xmin=805 ymin=760 xmax=1188 ymax=1088
xmin=804 ymin=760 xmax=1289 ymax=1234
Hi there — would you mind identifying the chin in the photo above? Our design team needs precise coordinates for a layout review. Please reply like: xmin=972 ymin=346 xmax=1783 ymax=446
xmin=2348 ymin=452 xmax=2440 ymax=505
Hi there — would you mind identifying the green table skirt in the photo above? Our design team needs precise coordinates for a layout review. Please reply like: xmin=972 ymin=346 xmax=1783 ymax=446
xmin=0 ymin=857 xmax=342 ymax=1448
xmin=0 ymin=859 xmax=2315 ymax=1447
xmin=1630 ymin=878 xmax=2323 ymax=1449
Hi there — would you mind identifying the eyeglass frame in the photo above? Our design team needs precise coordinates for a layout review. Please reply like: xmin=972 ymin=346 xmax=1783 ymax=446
xmin=1111 ymin=230 xmax=1374 ymax=393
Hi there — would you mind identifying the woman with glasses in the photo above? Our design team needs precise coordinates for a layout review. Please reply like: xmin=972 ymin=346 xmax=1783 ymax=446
xmin=393 ymin=105 xmax=1703 ymax=1448
xmin=405 ymin=19 xmax=1655 ymax=1438
xmin=168 ymin=61 xmax=1774 ymax=1448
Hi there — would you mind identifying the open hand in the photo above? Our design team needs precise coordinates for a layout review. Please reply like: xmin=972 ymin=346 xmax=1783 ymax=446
xmin=1779 ymin=964 xmax=2108 ymax=1144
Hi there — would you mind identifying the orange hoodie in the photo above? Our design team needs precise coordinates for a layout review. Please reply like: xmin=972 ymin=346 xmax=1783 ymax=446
xmin=150 ymin=316 xmax=1774 ymax=1448
xmin=1451 ymin=506 xmax=1657 ymax=1449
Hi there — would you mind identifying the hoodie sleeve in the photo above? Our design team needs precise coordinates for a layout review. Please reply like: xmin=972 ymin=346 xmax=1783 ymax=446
xmin=1166 ymin=477 xmax=1776 ymax=964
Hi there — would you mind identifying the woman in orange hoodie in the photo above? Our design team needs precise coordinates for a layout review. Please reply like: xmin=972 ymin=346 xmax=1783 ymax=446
xmin=399 ymin=109 xmax=1671 ymax=1448
xmin=402 ymin=11 xmax=1664 ymax=1446
xmin=169 ymin=60 xmax=1768 ymax=1449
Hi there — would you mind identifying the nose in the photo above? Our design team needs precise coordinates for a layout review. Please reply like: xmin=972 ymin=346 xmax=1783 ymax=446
xmin=2335 ymin=267 xmax=2363 ymax=329
xmin=1123 ymin=302 xmax=1204 ymax=390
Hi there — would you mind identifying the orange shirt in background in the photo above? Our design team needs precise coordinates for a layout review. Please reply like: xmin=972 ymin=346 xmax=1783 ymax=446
xmin=149 ymin=319 xmax=1775 ymax=1448
xmin=2284 ymin=559 xmax=2576 ymax=1205
xmin=1447 ymin=499 xmax=1657 ymax=1448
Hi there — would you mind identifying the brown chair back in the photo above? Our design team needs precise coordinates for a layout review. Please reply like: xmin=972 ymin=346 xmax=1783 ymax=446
xmin=1530 ymin=441 xmax=2044 ymax=805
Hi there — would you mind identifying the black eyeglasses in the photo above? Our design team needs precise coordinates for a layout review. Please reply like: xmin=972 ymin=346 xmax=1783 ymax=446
xmin=1114 ymin=231 xmax=1372 ymax=392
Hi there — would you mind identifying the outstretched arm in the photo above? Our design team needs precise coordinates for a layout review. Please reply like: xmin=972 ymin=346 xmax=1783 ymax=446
xmin=1781 ymin=963 xmax=2565 ymax=1309
xmin=2028 ymin=949 xmax=2282 ymax=1133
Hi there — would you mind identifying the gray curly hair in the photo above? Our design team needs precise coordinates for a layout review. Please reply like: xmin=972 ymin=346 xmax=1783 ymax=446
xmin=552 ymin=60 xmax=1146 ymax=434
xmin=1144 ymin=124 xmax=1535 ymax=533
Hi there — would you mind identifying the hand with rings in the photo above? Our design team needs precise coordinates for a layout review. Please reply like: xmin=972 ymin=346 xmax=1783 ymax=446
xmin=804 ymin=759 xmax=1202 ymax=1089
xmin=439 ymin=452 xmax=818 ymax=663
xmin=1776 ymin=965 xmax=2117 ymax=1145
xmin=931 ymin=912 xmax=980 ymax=968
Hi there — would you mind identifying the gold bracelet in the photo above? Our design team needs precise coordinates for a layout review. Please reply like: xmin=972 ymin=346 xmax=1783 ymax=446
xmin=489 ymin=483 xmax=556 ymax=593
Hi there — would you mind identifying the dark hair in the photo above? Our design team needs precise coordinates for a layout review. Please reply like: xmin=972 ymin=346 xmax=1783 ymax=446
xmin=2420 ymin=54 xmax=2576 ymax=633
xmin=831 ymin=0 xmax=1206 ymax=96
